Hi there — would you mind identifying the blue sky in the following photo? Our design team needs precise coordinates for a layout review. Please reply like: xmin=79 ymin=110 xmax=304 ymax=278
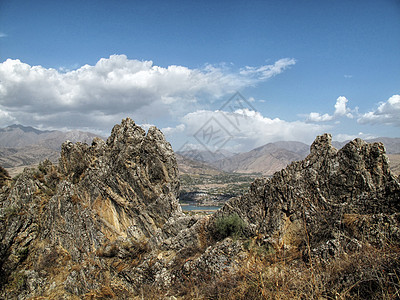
xmin=0 ymin=0 xmax=399 ymax=152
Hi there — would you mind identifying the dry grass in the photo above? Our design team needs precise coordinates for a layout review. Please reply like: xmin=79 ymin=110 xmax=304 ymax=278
xmin=208 ymin=243 xmax=400 ymax=300
xmin=132 ymin=236 xmax=400 ymax=300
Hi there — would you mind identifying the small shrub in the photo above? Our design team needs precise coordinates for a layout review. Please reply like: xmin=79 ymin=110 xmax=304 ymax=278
xmin=214 ymin=213 xmax=246 ymax=240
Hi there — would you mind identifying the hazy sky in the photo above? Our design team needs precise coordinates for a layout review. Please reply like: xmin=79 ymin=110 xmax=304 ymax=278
xmin=0 ymin=0 xmax=399 ymax=152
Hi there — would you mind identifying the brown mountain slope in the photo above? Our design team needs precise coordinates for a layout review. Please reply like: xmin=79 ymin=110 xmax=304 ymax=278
xmin=0 ymin=125 xmax=103 ymax=176
xmin=388 ymin=153 xmax=400 ymax=175
xmin=175 ymin=153 xmax=223 ymax=175
xmin=213 ymin=141 xmax=309 ymax=175
xmin=0 ymin=145 xmax=60 ymax=168
xmin=0 ymin=124 xmax=100 ymax=150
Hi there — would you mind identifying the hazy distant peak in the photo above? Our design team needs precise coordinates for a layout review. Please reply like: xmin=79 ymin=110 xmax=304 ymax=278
xmin=1 ymin=124 xmax=53 ymax=135
xmin=0 ymin=124 xmax=102 ymax=150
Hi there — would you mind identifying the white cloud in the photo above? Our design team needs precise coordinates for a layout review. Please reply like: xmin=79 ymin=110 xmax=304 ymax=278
xmin=0 ymin=55 xmax=295 ymax=131
xmin=307 ymin=112 xmax=334 ymax=122
xmin=334 ymin=96 xmax=353 ymax=118
xmin=334 ymin=132 xmax=377 ymax=142
xmin=306 ymin=96 xmax=353 ymax=122
xmin=0 ymin=33 xmax=7 ymax=38
xmin=0 ymin=108 xmax=16 ymax=126
xmin=344 ymin=74 xmax=353 ymax=79
xmin=138 ymin=123 xmax=155 ymax=132
xmin=358 ymin=95 xmax=400 ymax=126
xmin=161 ymin=124 xmax=185 ymax=135
xmin=182 ymin=108 xmax=328 ymax=151
xmin=240 ymin=58 xmax=296 ymax=80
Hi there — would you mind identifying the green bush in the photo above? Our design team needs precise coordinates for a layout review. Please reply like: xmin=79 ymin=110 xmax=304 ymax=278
xmin=214 ymin=213 xmax=246 ymax=239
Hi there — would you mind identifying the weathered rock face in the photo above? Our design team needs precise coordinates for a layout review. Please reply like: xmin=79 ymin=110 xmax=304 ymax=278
xmin=214 ymin=134 xmax=400 ymax=253
xmin=58 ymin=118 xmax=181 ymax=241
xmin=0 ymin=118 xmax=183 ymax=298
xmin=0 ymin=130 xmax=399 ymax=299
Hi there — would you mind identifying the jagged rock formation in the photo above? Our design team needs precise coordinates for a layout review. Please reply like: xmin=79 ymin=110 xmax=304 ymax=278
xmin=1 ymin=126 xmax=399 ymax=298
xmin=0 ymin=118 xmax=182 ymax=298
xmin=216 ymin=134 xmax=400 ymax=249
xmin=57 ymin=118 xmax=181 ymax=240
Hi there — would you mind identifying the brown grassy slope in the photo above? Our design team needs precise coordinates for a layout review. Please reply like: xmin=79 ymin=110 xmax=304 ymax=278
xmin=388 ymin=154 xmax=400 ymax=175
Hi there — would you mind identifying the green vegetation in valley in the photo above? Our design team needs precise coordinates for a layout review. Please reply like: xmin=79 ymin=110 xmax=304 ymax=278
xmin=179 ymin=172 xmax=261 ymax=207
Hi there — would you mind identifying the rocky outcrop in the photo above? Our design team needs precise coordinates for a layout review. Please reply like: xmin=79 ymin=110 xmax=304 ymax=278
xmin=0 ymin=118 xmax=183 ymax=298
xmin=1 ymin=128 xmax=399 ymax=299
xmin=58 ymin=118 xmax=181 ymax=241
xmin=212 ymin=134 xmax=400 ymax=259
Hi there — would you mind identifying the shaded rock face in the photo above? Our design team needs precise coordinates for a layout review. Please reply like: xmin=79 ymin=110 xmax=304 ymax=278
xmin=0 ymin=129 xmax=399 ymax=298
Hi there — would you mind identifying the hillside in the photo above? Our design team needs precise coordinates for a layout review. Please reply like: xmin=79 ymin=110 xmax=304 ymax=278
xmin=213 ymin=141 xmax=309 ymax=175
xmin=0 ymin=124 xmax=100 ymax=150
xmin=0 ymin=145 xmax=60 ymax=169
xmin=0 ymin=125 xmax=102 ymax=173
xmin=175 ymin=153 xmax=223 ymax=176
xmin=388 ymin=154 xmax=400 ymax=175
xmin=176 ymin=148 xmax=236 ymax=164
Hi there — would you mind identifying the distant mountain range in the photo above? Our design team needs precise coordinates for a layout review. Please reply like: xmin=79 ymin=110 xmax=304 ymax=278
xmin=175 ymin=154 xmax=223 ymax=176
xmin=178 ymin=138 xmax=400 ymax=176
xmin=176 ymin=148 xmax=236 ymax=163
xmin=0 ymin=124 xmax=102 ymax=171
xmin=212 ymin=141 xmax=309 ymax=175
xmin=1 ymin=124 xmax=399 ymax=176
xmin=0 ymin=124 xmax=99 ymax=150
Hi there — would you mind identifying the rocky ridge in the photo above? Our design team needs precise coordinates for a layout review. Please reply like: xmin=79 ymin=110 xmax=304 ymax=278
xmin=216 ymin=134 xmax=400 ymax=248
xmin=1 ymin=120 xmax=399 ymax=298
xmin=0 ymin=118 xmax=183 ymax=298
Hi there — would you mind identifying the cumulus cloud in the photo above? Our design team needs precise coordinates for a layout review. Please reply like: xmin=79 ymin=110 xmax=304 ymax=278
xmin=358 ymin=95 xmax=400 ymax=126
xmin=182 ymin=108 xmax=328 ymax=151
xmin=334 ymin=96 xmax=353 ymax=118
xmin=306 ymin=96 xmax=353 ymax=122
xmin=0 ymin=55 xmax=295 ymax=131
